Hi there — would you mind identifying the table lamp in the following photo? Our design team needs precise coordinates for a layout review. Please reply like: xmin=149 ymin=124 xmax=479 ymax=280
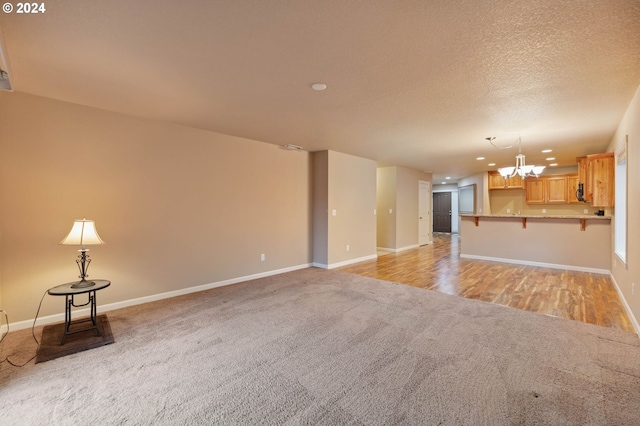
xmin=60 ymin=218 xmax=105 ymax=288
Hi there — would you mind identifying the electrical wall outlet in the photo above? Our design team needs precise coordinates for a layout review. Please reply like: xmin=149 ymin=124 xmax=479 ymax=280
xmin=260 ymin=253 xmax=265 ymax=261
xmin=346 ymin=245 xmax=350 ymax=252
xmin=542 ymin=208 xmax=546 ymax=214
xmin=633 ymin=283 xmax=636 ymax=296
xmin=507 ymin=208 xmax=511 ymax=213
xmin=584 ymin=208 xmax=588 ymax=214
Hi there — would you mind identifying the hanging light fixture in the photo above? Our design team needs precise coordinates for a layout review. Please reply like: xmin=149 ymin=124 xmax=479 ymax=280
xmin=490 ymin=136 xmax=545 ymax=179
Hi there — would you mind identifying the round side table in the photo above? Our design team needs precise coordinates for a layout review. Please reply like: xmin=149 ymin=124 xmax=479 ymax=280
xmin=48 ymin=279 xmax=111 ymax=345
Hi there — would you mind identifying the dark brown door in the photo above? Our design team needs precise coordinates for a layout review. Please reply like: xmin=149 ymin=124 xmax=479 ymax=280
xmin=433 ymin=192 xmax=452 ymax=233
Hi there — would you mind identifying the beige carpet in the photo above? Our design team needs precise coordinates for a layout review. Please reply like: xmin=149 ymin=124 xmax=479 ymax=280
xmin=1 ymin=268 xmax=639 ymax=425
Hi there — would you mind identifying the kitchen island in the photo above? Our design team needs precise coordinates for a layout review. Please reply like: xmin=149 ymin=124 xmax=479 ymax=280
xmin=459 ymin=214 xmax=611 ymax=273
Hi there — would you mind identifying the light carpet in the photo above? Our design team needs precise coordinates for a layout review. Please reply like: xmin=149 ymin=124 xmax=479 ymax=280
xmin=1 ymin=267 xmax=639 ymax=425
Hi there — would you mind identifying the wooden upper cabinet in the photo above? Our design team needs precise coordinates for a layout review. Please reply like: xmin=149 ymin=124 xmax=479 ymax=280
xmin=567 ymin=175 xmax=581 ymax=204
xmin=546 ymin=176 xmax=568 ymax=204
xmin=525 ymin=178 xmax=545 ymax=203
xmin=577 ymin=156 xmax=591 ymax=202
xmin=589 ymin=152 xmax=614 ymax=207
xmin=525 ymin=174 xmax=573 ymax=204
xmin=488 ymin=171 xmax=506 ymax=189
xmin=488 ymin=171 xmax=524 ymax=190
xmin=577 ymin=153 xmax=614 ymax=207
xmin=505 ymin=174 xmax=524 ymax=189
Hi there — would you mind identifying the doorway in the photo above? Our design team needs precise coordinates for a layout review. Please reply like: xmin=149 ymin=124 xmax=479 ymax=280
xmin=433 ymin=192 xmax=452 ymax=233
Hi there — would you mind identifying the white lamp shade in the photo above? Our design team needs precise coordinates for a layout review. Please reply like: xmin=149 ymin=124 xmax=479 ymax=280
xmin=498 ymin=167 xmax=515 ymax=178
xmin=60 ymin=219 xmax=105 ymax=246
xmin=532 ymin=166 xmax=546 ymax=176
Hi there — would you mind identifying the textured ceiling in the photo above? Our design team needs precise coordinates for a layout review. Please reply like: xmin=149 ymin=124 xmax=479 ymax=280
xmin=1 ymin=0 xmax=639 ymax=183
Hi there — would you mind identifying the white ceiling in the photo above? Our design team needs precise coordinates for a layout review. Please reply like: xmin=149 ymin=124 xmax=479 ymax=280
xmin=1 ymin=0 xmax=639 ymax=183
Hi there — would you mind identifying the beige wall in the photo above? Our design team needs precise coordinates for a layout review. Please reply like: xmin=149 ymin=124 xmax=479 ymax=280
xmin=458 ymin=172 xmax=491 ymax=215
xmin=608 ymin=85 xmax=640 ymax=330
xmin=0 ymin=92 xmax=313 ymax=322
xmin=312 ymin=150 xmax=377 ymax=267
xmin=376 ymin=166 xmax=396 ymax=249
xmin=312 ymin=151 xmax=329 ymax=266
xmin=396 ymin=167 xmax=432 ymax=249
xmin=458 ymin=173 xmax=489 ymax=215
xmin=376 ymin=166 xmax=431 ymax=251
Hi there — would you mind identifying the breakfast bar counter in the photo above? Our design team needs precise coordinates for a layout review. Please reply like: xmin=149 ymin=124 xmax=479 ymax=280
xmin=461 ymin=213 xmax=611 ymax=231
xmin=459 ymin=214 xmax=612 ymax=272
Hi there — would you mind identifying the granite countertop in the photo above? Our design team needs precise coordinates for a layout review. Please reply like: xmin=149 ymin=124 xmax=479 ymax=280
xmin=459 ymin=213 xmax=611 ymax=220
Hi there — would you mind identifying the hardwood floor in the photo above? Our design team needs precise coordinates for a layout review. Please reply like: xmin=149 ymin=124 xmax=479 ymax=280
xmin=339 ymin=233 xmax=635 ymax=334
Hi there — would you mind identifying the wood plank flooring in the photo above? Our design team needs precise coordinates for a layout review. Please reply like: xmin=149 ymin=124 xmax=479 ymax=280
xmin=339 ymin=233 xmax=635 ymax=334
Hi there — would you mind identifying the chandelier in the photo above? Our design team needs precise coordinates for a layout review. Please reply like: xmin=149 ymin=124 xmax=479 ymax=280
xmin=488 ymin=136 xmax=545 ymax=179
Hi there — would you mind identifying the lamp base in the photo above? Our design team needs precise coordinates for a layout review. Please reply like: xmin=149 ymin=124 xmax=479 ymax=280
xmin=70 ymin=279 xmax=96 ymax=289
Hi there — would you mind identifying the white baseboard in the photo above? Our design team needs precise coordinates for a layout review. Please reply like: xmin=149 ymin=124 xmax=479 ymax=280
xmin=609 ymin=273 xmax=640 ymax=335
xmin=313 ymin=254 xmax=378 ymax=270
xmin=376 ymin=244 xmax=419 ymax=253
xmin=376 ymin=247 xmax=395 ymax=253
xmin=459 ymin=254 xmax=610 ymax=275
xmin=6 ymin=263 xmax=312 ymax=332
xmin=0 ymin=310 xmax=7 ymax=336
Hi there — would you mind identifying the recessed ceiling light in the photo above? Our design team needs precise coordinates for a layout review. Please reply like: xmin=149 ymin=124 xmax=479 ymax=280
xmin=441 ymin=181 xmax=447 ymax=184
xmin=546 ymin=157 xmax=555 ymax=161
xmin=311 ymin=83 xmax=327 ymax=91
xmin=542 ymin=149 xmax=552 ymax=153
xmin=549 ymin=163 xmax=558 ymax=167
xmin=488 ymin=163 xmax=496 ymax=167
xmin=445 ymin=176 xmax=451 ymax=180
xmin=476 ymin=157 xmax=485 ymax=160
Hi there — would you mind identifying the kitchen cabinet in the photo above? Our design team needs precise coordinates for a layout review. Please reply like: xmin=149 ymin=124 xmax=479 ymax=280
xmin=567 ymin=175 xmax=581 ymax=204
xmin=589 ymin=153 xmax=614 ymax=207
xmin=525 ymin=178 xmax=545 ymax=203
xmin=525 ymin=175 xmax=571 ymax=204
xmin=488 ymin=171 xmax=524 ymax=189
xmin=577 ymin=156 xmax=590 ymax=202
xmin=546 ymin=176 xmax=569 ymax=203
xmin=576 ymin=153 xmax=614 ymax=207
